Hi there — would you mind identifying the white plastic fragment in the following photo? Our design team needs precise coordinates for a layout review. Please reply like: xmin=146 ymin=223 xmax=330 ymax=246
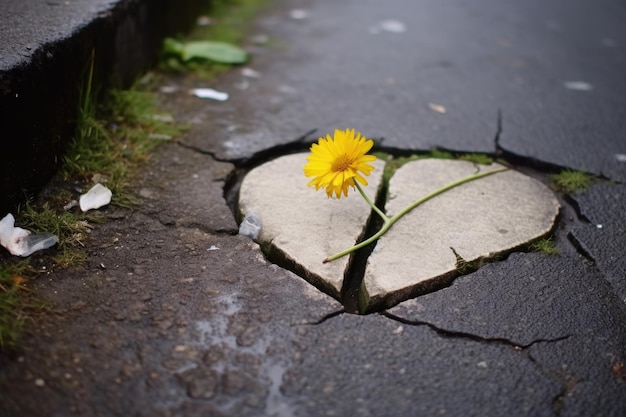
xmin=564 ymin=81 xmax=593 ymax=91
xmin=0 ymin=214 xmax=59 ymax=257
xmin=428 ymin=103 xmax=447 ymax=114
xmin=79 ymin=183 xmax=112 ymax=212
xmin=239 ymin=213 xmax=262 ymax=240
xmin=370 ymin=19 xmax=406 ymax=34
xmin=289 ymin=9 xmax=309 ymax=20
xmin=615 ymin=154 xmax=626 ymax=162
xmin=63 ymin=200 xmax=78 ymax=211
xmin=191 ymin=88 xmax=229 ymax=101
xmin=208 ymin=245 xmax=219 ymax=251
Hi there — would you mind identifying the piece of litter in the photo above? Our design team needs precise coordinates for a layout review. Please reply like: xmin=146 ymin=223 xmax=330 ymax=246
xmin=615 ymin=154 xmax=626 ymax=162
xmin=79 ymin=183 xmax=112 ymax=212
xmin=477 ymin=361 xmax=488 ymax=369
xmin=239 ymin=213 xmax=262 ymax=240
xmin=597 ymin=224 xmax=603 ymax=229
xmin=564 ymin=81 xmax=593 ymax=91
xmin=393 ymin=326 xmax=404 ymax=335
xmin=379 ymin=19 xmax=406 ymax=33
xmin=148 ymin=133 xmax=173 ymax=141
xmin=208 ymin=245 xmax=219 ymax=251
xmin=289 ymin=9 xmax=309 ymax=20
xmin=370 ymin=19 xmax=406 ymax=34
xmin=191 ymin=88 xmax=229 ymax=101
xmin=34 ymin=379 xmax=45 ymax=387
xmin=0 ymin=213 xmax=59 ymax=257
xmin=63 ymin=200 xmax=78 ymax=211
xmin=241 ymin=67 xmax=261 ymax=78
xmin=428 ymin=103 xmax=447 ymax=114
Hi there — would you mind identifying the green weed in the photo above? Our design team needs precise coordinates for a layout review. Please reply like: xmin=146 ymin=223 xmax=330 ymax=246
xmin=529 ymin=238 xmax=560 ymax=255
xmin=161 ymin=0 xmax=268 ymax=76
xmin=550 ymin=170 xmax=593 ymax=194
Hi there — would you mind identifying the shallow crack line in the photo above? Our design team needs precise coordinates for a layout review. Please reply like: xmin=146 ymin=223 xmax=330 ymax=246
xmin=381 ymin=311 xmax=570 ymax=349
xmin=494 ymin=108 xmax=503 ymax=153
xmin=150 ymin=215 xmax=239 ymax=235
xmin=296 ymin=309 xmax=345 ymax=326
xmin=175 ymin=128 xmax=318 ymax=167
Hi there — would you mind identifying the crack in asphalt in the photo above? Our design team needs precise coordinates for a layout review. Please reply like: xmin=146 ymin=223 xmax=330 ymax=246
xmin=380 ymin=311 xmax=570 ymax=350
xmin=176 ymin=128 xmax=317 ymax=167
xmin=298 ymin=309 xmax=345 ymax=326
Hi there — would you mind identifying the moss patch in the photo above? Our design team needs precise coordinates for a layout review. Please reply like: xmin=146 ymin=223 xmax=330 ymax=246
xmin=550 ymin=169 xmax=593 ymax=194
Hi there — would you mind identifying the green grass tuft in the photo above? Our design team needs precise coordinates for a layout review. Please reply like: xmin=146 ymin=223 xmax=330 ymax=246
xmin=0 ymin=261 xmax=43 ymax=351
xmin=459 ymin=153 xmax=494 ymax=165
xmin=529 ymin=238 xmax=560 ymax=255
xmin=550 ymin=170 xmax=593 ymax=194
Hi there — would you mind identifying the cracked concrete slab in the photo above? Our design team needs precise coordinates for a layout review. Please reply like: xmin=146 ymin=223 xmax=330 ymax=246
xmin=569 ymin=183 xmax=626 ymax=304
xmin=364 ymin=159 xmax=560 ymax=309
xmin=238 ymin=153 xmax=385 ymax=298
xmin=387 ymin=252 xmax=626 ymax=416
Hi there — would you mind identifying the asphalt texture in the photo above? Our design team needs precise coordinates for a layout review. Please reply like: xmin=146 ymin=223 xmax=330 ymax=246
xmin=2 ymin=0 xmax=626 ymax=416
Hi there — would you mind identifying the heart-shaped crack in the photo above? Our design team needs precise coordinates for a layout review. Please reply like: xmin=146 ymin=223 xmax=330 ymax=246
xmin=237 ymin=153 xmax=560 ymax=313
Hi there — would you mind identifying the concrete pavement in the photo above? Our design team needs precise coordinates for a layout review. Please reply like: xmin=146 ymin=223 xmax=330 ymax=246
xmin=2 ymin=0 xmax=626 ymax=416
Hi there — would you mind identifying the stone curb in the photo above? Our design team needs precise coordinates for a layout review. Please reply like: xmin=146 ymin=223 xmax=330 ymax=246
xmin=0 ymin=0 xmax=207 ymax=215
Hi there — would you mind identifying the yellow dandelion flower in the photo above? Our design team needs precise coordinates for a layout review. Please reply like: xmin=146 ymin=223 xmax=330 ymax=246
xmin=303 ymin=128 xmax=377 ymax=198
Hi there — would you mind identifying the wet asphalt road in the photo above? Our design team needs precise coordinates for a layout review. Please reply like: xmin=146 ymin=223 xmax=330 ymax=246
xmin=2 ymin=0 xmax=626 ymax=416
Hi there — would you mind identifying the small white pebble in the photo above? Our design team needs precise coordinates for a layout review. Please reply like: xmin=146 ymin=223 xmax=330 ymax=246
xmin=564 ymin=81 xmax=593 ymax=91
xmin=289 ymin=9 xmax=309 ymax=20
xmin=393 ymin=325 xmax=404 ymax=335
xmin=35 ymin=378 xmax=45 ymax=387
xmin=596 ymin=224 xmax=603 ymax=229
xmin=477 ymin=361 xmax=488 ymax=368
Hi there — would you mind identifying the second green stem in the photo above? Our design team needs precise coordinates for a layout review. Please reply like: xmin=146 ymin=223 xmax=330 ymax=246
xmin=323 ymin=166 xmax=509 ymax=263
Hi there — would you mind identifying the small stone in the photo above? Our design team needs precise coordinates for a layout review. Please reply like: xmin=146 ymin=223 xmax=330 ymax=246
xmin=34 ymin=378 xmax=45 ymax=387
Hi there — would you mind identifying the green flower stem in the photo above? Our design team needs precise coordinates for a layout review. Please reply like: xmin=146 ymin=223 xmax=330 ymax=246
xmin=323 ymin=166 xmax=509 ymax=263
xmin=355 ymin=182 xmax=389 ymax=222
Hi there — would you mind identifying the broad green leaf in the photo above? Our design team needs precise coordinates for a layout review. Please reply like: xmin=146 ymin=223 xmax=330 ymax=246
xmin=181 ymin=41 xmax=248 ymax=64
xmin=163 ymin=38 xmax=184 ymax=56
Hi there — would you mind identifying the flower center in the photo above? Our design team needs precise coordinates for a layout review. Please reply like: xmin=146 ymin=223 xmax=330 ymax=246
xmin=331 ymin=154 xmax=352 ymax=172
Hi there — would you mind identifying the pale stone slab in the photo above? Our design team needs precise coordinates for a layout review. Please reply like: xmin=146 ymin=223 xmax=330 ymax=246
xmin=363 ymin=159 xmax=560 ymax=310
xmin=238 ymin=153 xmax=385 ymax=298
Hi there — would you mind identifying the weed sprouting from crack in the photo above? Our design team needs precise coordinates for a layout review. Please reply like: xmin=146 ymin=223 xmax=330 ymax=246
xmin=550 ymin=170 xmax=594 ymax=194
